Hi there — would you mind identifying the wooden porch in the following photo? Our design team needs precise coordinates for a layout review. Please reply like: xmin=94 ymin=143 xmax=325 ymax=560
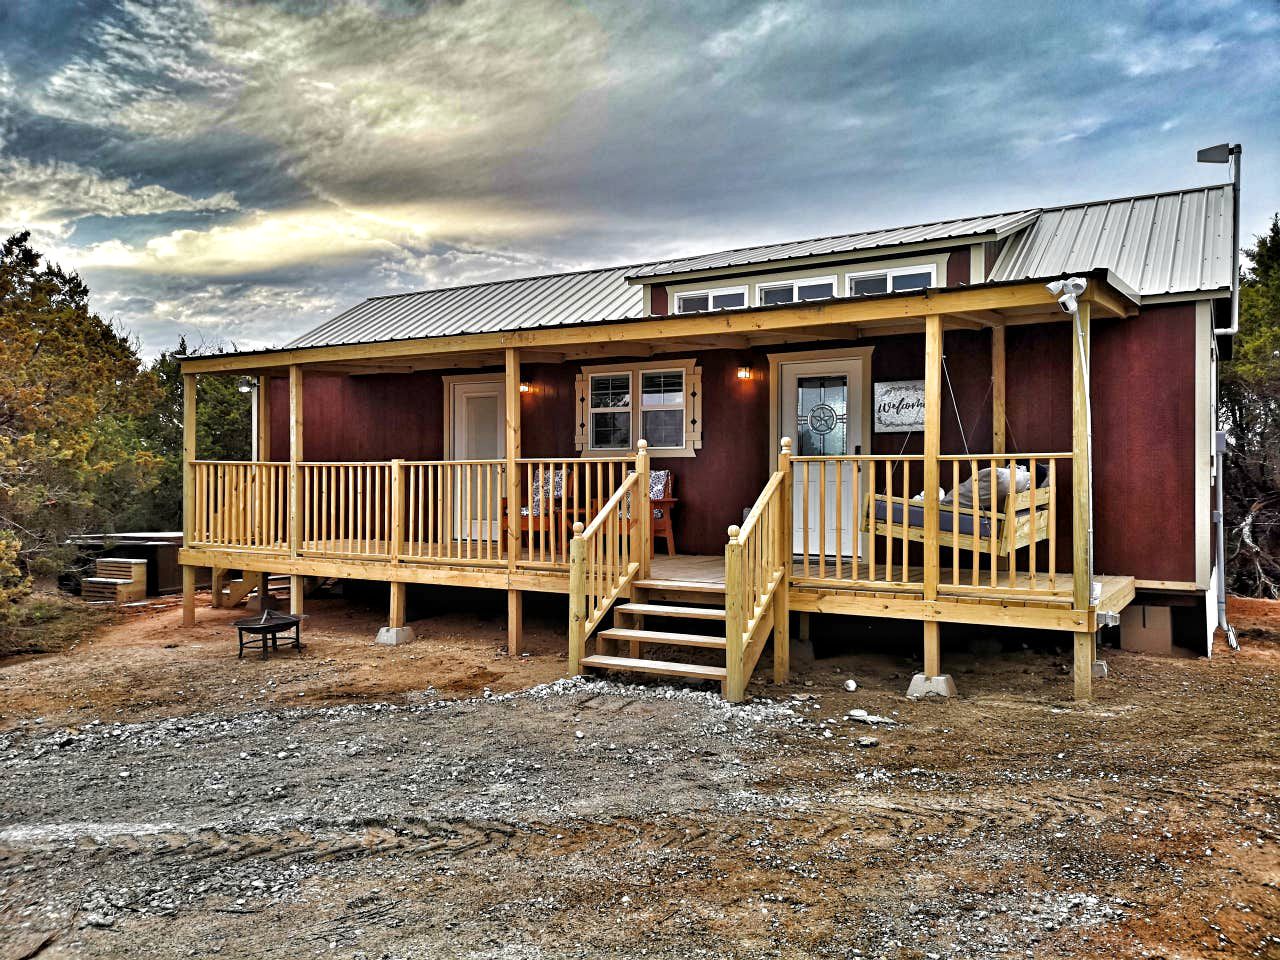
xmin=178 ymin=274 xmax=1139 ymax=701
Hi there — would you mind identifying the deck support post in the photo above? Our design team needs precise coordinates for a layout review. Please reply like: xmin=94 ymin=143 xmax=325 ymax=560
xmin=774 ymin=437 xmax=792 ymax=685
xmin=724 ymin=526 xmax=746 ymax=702
xmin=289 ymin=574 xmax=304 ymax=629
xmin=181 ymin=373 xmax=197 ymax=625
xmin=909 ymin=314 xmax=956 ymax=699
xmin=507 ymin=589 xmax=523 ymax=657
xmin=377 ymin=580 xmax=413 ymax=645
xmin=568 ymin=523 xmax=587 ymax=675
xmin=1071 ymin=300 xmax=1093 ymax=701
xmin=182 ymin=564 xmax=196 ymax=627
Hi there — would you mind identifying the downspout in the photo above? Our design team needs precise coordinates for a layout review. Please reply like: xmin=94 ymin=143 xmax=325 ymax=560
xmin=1216 ymin=146 xmax=1242 ymax=650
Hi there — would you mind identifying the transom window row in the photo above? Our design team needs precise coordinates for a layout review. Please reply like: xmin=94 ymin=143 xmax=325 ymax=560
xmin=673 ymin=264 xmax=937 ymax=314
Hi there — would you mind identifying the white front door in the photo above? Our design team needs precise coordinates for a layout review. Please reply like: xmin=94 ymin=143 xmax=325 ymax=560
xmin=449 ymin=379 xmax=505 ymax=541
xmin=778 ymin=356 xmax=865 ymax=557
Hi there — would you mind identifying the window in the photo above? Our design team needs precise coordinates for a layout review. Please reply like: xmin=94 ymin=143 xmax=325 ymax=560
xmin=576 ymin=360 xmax=702 ymax=457
xmin=756 ymin=276 xmax=836 ymax=306
xmin=847 ymin=264 xmax=937 ymax=297
xmin=675 ymin=286 xmax=747 ymax=313
xmin=641 ymin=371 xmax=685 ymax=449
xmin=589 ymin=373 xmax=631 ymax=450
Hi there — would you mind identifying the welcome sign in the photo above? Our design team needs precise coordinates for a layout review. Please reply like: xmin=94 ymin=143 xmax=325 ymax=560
xmin=873 ymin=380 xmax=926 ymax=433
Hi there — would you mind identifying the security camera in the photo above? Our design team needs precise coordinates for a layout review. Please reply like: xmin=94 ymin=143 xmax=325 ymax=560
xmin=1045 ymin=277 xmax=1087 ymax=314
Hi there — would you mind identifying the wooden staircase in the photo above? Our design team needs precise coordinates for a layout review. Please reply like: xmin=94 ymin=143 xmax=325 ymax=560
xmin=579 ymin=578 xmax=731 ymax=686
xmin=568 ymin=439 xmax=793 ymax=702
xmin=81 ymin=558 xmax=147 ymax=603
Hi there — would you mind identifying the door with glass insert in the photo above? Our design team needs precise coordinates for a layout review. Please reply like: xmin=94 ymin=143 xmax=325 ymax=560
xmin=778 ymin=357 xmax=864 ymax=557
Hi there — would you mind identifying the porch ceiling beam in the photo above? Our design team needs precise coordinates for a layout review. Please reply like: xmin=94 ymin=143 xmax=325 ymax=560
xmin=947 ymin=310 xmax=1003 ymax=327
xmin=181 ymin=279 xmax=1130 ymax=375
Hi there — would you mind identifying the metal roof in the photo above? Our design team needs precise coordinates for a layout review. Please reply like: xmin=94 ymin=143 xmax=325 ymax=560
xmin=287 ymin=265 xmax=645 ymax=348
xmin=989 ymin=185 xmax=1233 ymax=296
xmin=624 ymin=209 xmax=1040 ymax=280
xmin=284 ymin=184 xmax=1232 ymax=351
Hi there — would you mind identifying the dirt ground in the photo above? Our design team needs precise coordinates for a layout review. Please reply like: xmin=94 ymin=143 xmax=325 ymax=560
xmin=1 ymin=592 xmax=1278 ymax=959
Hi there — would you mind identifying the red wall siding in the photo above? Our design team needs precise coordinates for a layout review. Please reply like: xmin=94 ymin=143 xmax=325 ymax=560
xmin=945 ymin=247 xmax=971 ymax=287
xmin=1092 ymin=304 xmax=1198 ymax=582
xmin=269 ymin=372 xmax=445 ymax=462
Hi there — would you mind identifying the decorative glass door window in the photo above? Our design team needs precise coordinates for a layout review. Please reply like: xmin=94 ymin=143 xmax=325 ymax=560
xmin=640 ymin=370 xmax=685 ymax=449
xmin=675 ymin=287 xmax=747 ymax=313
xmin=758 ymin=277 xmax=836 ymax=306
xmin=589 ymin=373 xmax=631 ymax=450
xmin=795 ymin=374 xmax=848 ymax=456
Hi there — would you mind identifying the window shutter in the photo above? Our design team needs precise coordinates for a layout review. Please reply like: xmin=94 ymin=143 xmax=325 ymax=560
xmin=574 ymin=374 xmax=588 ymax=452
xmin=689 ymin=365 xmax=703 ymax=450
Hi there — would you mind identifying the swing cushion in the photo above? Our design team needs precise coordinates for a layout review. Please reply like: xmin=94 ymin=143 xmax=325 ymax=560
xmin=872 ymin=498 xmax=995 ymax=539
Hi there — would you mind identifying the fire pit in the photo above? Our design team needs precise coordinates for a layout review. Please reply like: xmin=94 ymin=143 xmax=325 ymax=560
xmin=233 ymin=610 xmax=302 ymax=660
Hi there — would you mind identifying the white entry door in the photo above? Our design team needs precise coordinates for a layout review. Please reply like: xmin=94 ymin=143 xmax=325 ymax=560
xmin=449 ymin=378 xmax=505 ymax=541
xmin=778 ymin=356 xmax=865 ymax=557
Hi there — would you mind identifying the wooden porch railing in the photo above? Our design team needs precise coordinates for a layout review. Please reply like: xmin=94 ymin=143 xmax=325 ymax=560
xmin=514 ymin=458 xmax=631 ymax=567
xmin=298 ymin=462 xmax=394 ymax=560
xmin=790 ymin=451 xmax=1071 ymax=598
xmin=567 ymin=454 xmax=647 ymax=673
xmin=188 ymin=455 xmax=634 ymax=570
xmin=191 ymin=461 xmax=290 ymax=552
xmin=400 ymin=460 xmax=508 ymax=565
xmin=723 ymin=439 xmax=791 ymax=701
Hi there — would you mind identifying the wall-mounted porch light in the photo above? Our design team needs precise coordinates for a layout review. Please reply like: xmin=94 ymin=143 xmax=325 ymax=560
xmin=519 ymin=381 xmax=532 ymax=394
xmin=736 ymin=365 xmax=752 ymax=381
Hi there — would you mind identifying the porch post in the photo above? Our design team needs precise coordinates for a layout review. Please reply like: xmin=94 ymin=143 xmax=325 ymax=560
xmin=181 ymin=372 xmax=197 ymax=627
xmin=724 ymin=525 xmax=746 ymax=702
xmin=991 ymin=326 xmax=1006 ymax=454
xmin=909 ymin=314 xmax=956 ymax=699
xmin=568 ymin=522 xmax=587 ymax=674
xmin=774 ymin=437 xmax=792 ymax=685
xmin=256 ymin=374 xmax=271 ymax=462
xmin=504 ymin=348 xmax=524 ymax=656
xmin=1072 ymin=300 xmax=1094 ymax=700
xmin=635 ymin=439 xmax=651 ymax=579
xmin=288 ymin=365 xmax=304 ymax=628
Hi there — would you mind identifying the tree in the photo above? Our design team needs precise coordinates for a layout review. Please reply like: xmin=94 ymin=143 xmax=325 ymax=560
xmin=0 ymin=232 xmax=161 ymax=585
xmin=1221 ymin=213 xmax=1280 ymax=597
xmin=120 ymin=338 xmax=252 ymax=532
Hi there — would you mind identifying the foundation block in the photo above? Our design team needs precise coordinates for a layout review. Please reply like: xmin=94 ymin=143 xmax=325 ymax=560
xmin=375 ymin=626 xmax=415 ymax=646
xmin=906 ymin=674 xmax=958 ymax=699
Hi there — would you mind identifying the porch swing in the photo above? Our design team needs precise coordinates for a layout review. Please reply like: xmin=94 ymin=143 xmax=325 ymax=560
xmin=862 ymin=353 xmax=1053 ymax=558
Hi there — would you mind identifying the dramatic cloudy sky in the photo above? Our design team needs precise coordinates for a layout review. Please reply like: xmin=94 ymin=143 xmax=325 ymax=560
xmin=1 ymin=0 xmax=1277 ymax=358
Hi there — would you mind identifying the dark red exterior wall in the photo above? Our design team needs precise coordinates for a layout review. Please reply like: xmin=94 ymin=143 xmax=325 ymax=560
xmin=268 ymin=372 xmax=445 ymax=462
xmin=945 ymin=247 xmax=971 ymax=287
xmin=265 ymin=304 xmax=1201 ymax=577
xmin=1091 ymin=304 xmax=1198 ymax=582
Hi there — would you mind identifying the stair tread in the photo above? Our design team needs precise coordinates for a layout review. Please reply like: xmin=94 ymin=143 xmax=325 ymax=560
xmin=615 ymin=602 xmax=726 ymax=620
xmin=599 ymin=627 xmax=726 ymax=649
xmin=632 ymin=578 xmax=725 ymax=594
xmin=580 ymin=655 xmax=727 ymax=681
xmin=83 ymin=577 xmax=131 ymax=585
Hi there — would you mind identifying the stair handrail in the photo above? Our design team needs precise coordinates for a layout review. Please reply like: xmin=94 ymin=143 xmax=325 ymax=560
xmin=724 ymin=438 xmax=792 ymax=701
xmin=568 ymin=462 xmax=644 ymax=674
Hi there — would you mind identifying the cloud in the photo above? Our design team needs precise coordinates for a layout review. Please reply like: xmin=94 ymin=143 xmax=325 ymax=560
xmin=0 ymin=155 xmax=238 ymax=240
xmin=72 ymin=200 xmax=575 ymax=277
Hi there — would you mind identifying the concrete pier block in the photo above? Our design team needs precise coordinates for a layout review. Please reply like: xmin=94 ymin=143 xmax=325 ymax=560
xmin=1092 ymin=659 xmax=1109 ymax=679
xmin=375 ymin=626 xmax=415 ymax=646
xmin=906 ymin=674 xmax=958 ymax=699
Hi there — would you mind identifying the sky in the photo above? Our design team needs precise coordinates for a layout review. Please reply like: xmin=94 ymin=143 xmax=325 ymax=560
xmin=0 ymin=0 xmax=1277 ymax=359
